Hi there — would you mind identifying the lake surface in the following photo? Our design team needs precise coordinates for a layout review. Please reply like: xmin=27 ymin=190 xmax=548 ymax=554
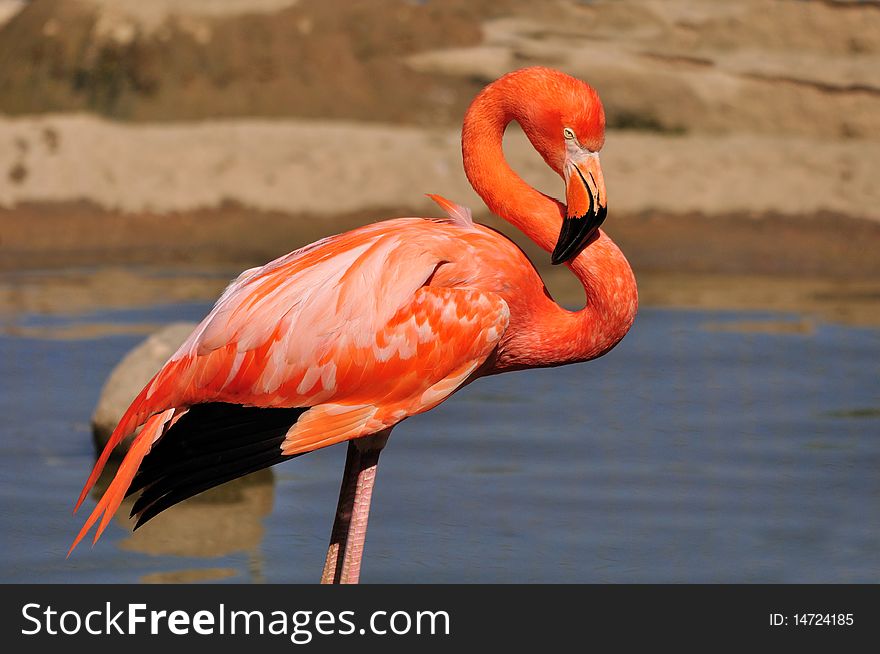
xmin=1 ymin=298 xmax=878 ymax=583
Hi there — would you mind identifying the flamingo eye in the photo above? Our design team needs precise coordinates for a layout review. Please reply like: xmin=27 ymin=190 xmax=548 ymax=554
xmin=563 ymin=127 xmax=576 ymax=140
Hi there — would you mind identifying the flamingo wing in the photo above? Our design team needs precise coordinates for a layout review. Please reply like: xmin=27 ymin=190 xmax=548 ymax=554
xmin=72 ymin=219 xmax=509 ymax=550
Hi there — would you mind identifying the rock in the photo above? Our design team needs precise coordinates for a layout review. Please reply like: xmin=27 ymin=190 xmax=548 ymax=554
xmin=91 ymin=322 xmax=196 ymax=455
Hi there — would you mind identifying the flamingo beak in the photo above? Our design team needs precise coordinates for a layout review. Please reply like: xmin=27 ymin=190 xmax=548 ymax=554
xmin=552 ymin=154 xmax=607 ymax=265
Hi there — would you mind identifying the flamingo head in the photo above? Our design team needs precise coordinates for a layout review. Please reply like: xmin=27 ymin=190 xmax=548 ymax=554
xmin=508 ymin=67 xmax=608 ymax=264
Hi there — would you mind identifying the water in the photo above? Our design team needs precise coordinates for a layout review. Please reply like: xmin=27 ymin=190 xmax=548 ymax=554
xmin=1 ymin=301 xmax=878 ymax=583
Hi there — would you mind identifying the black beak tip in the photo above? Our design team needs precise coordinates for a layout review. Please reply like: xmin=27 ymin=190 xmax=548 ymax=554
xmin=550 ymin=223 xmax=576 ymax=265
xmin=552 ymin=205 xmax=608 ymax=265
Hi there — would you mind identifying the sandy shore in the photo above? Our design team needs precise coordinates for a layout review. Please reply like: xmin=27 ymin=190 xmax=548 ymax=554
xmin=2 ymin=115 xmax=878 ymax=221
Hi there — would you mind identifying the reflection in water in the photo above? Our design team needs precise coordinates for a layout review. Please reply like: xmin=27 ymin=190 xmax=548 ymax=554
xmin=142 ymin=568 xmax=238 ymax=584
xmin=4 ymin=322 xmax=165 ymax=340
xmin=823 ymin=407 xmax=880 ymax=419
xmin=700 ymin=319 xmax=814 ymax=335
xmin=94 ymin=465 xmax=275 ymax=583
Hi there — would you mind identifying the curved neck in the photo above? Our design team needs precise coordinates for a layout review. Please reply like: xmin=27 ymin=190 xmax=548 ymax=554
xmin=462 ymin=86 xmax=563 ymax=254
xmin=462 ymin=83 xmax=638 ymax=366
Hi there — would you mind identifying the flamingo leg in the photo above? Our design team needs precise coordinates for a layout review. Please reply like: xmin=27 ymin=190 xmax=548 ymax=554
xmin=320 ymin=431 xmax=389 ymax=584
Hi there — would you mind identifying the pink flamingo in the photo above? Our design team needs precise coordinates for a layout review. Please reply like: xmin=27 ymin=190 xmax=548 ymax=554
xmin=70 ymin=67 xmax=638 ymax=583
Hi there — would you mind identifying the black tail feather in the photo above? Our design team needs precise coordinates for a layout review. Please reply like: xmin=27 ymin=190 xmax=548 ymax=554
xmin=128 ymin=403 xmax=307 ymax=528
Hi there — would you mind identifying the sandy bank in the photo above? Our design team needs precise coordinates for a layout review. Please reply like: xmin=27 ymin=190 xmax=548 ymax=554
xmin=1 ymin=114 xmax=877 ymax=221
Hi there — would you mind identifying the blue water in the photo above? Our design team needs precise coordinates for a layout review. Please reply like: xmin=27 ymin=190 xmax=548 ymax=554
xmin=1 ymin=303 xmax=878 ymax=583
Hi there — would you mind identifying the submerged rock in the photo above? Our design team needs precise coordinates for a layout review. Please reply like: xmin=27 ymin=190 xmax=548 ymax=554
xmin=91 ymin=322 xmax=196 ymax=455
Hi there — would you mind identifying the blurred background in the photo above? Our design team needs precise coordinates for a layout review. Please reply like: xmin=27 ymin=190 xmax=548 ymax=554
xmin=1 ymin=0 xmax=878 ymax=583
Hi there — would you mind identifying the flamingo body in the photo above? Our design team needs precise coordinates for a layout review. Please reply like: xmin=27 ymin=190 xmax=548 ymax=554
xmin=71 ymin=67 xmax=638 ymax=581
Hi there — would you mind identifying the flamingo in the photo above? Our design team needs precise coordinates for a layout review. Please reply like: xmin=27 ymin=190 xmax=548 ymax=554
xmin=70 ymin=67 xmax=638 ymax=583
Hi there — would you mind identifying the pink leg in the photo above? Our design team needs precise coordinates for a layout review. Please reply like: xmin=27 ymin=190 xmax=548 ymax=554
xmin=320 ymin=431 xmax=389 ymax=584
